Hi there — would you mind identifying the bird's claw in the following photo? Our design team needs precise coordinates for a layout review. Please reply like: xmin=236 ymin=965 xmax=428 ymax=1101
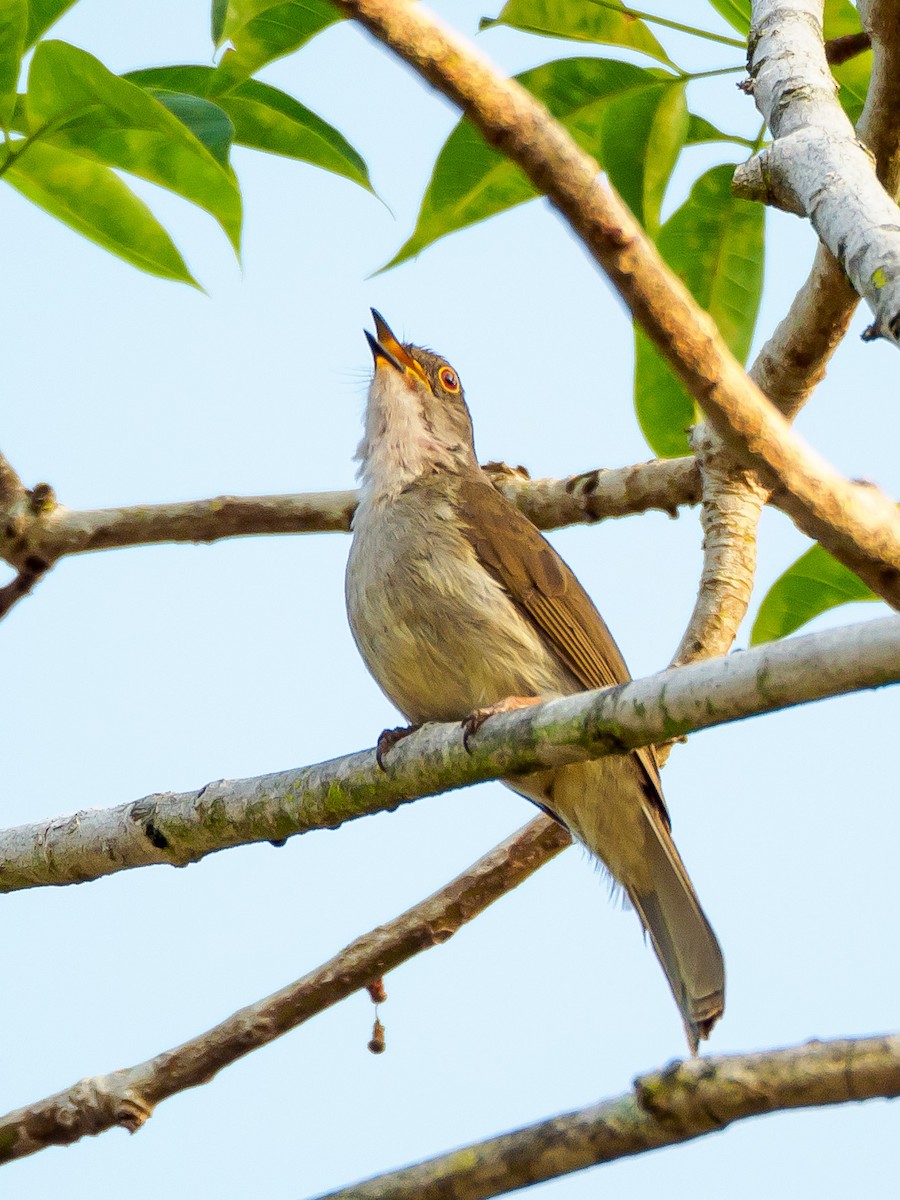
xmin=375 ymin=724 xmax=421 ymax=770
xmin=461 ymin=695 xmax=542 ymax=754
xmin=461 ymin=708 xmax=491 ymax=754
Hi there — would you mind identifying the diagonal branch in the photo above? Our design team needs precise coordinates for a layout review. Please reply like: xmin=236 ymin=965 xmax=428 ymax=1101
xmin=314 ymin=1033 xmax=900 ymax=1199
xmin=0 ymin=816 xmax=570 ymax=1165
xmin=336 ymin=0 xmax=900 ymax=608
xmin=2 ymin=613 xmax=898 ymax=894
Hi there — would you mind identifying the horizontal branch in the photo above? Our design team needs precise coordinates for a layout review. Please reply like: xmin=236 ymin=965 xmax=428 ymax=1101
xmin=0 ymin=460 xmax=701 ymax=575
xmin=316 ymin=1034 xmax=900 ymax=1199
xmin=0 ymin=816 xmax=570 ymax=1165
xmin=497 ymin=457 xmax=701 ymax=525
xmin=2 ymin=614 xmax=898 ymax=894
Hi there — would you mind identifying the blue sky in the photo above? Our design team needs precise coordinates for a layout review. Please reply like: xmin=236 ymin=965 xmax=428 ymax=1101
xmin=2 ymin=2 xmax=899 ymax=1197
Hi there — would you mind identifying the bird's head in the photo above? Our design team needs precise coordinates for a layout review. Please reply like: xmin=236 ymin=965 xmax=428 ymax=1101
xmin=357 ymin=310 xmax=477 ymax=495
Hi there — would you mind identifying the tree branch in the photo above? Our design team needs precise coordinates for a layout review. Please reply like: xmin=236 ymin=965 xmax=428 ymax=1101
xmin=825 ymin=31 xmax=871 ymax=66
xmin=673 ymin=0 xmax=900 ymax=664
xmin=495 ymin=457 xmax=701 ymax=526
xmin=735 ymin=0 xmax=900 ymax=342
xmin=0 ymin=460 xmax=701 ymax=582
xmin=2 ymin=614 xmax=898 ymax=893
xmin=0 ymin=816 xmax=570 ymax=1165
xmin=335 ymin=0 xmax=900 ymax=609
xmin=670 ymin=429 xmax=768 ymax=666
xmin=314 ymin=1034 xmax=900 ymax=1199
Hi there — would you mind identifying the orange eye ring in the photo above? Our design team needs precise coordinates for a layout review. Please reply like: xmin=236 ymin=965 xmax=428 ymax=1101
xmin=439 ymin=366 xmax=460 ymax=393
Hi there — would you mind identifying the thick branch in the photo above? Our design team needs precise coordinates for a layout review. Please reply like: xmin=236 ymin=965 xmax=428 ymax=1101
xmin=0 ymin=816 xmax=570 ymax=1165
xmin=735 ymin=0 xmax=900 ymax=341
xmin=2 ymin=614 xmax=898 ymax=893
xmin=336 ymin=0 xmax=900 ymax=608
xmin=316 ymin=1034 xmax=900 ymax=1199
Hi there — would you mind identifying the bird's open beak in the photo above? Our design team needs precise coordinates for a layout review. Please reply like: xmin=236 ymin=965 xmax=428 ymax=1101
xmin=365 ymin=310 xmax=426 ymax=382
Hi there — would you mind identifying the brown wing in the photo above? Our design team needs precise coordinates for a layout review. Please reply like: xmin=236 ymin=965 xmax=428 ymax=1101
xmin=455 ymin=472 xmax=667 ymax=815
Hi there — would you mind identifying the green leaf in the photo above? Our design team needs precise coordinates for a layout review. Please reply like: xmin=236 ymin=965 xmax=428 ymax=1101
xmin=634 ymin=163 xmax=764 ymax=457
xmin=7 ymin=90 xmax=26 ymax=132
xmin=823 ymin=0 xmax=869 ymax=124
xmin=706 ymin=0 xmax=856 ymax=48
xmin=219 ymin=77 xmax=371 ymax=187
xmin=823 ymin=0 xmax=862 ymax=39
xmin=211 ymin=0 xmax=228 ymax=43
xmin=0 ymin=138 xmax=196 ymax=284
xmin=146 ymin=90 xmax=235 ymax=166
xmin=600 ymin=79 xmax=686 ymax=235
xmin=482 ymin=0 xmax=673 ymax=67
xmin=384 ymin=59 xmax=685 ymax=270
xmin=686 ymin=111 xmax=750 ymax=147
xmin=126 ymin=65 xmax=371 ymax=190
xmin=750 ymin=543 xmax=877 ymax=644
xmin=833 ymin=53 xmax=871 ymax=125
xmin=24 ymin=0 xmax=77 ymax=48
xmin=213 ymin=0 xmax=341 ymax=85
xmin=705 ymin=0 xmax=750 ymax=35
xmin=26 ymin=41 xmax=242 ymax=252
xmin=0 ymin=0 xmax=27 ymax=128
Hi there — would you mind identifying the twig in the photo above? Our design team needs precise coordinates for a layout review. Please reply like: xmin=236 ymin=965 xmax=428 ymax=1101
xmin=314 ymin=1034 xmax=900 ymax=1199
xmin=0 ymin=559 xmax=49 ymax=620
xmin=1 ymin=613 xmax=898 ymax=893
xmin=0 ymin=817 xmax=570 ymax=1165
xmin=825 ymin=31 xmax=871 ymax=66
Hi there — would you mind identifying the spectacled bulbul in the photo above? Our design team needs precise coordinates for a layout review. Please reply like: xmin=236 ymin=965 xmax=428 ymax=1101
xmin=345 ymin=312 xmax=725 ymax=1049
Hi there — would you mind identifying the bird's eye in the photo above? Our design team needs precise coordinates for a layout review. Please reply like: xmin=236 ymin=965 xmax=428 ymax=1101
xmin=439 ymin=367 xmax=460 ymax=393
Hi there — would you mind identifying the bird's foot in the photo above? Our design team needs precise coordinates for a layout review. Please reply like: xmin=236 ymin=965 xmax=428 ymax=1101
xmin=375 ymin=723 xmax=422 ymax=770
xmin=462 ymin=695 xmax=542 ymax=753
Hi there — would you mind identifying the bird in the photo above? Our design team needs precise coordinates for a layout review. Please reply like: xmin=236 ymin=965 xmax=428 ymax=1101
xmin=345 ymin=311 xmax=725 ymax=1050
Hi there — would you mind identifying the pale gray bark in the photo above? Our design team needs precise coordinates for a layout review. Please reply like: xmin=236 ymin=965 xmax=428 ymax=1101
xmin=735 ymin=0 xmax=900 ymax=342
xmin=2 ymin=614 xmax=898 ymax=893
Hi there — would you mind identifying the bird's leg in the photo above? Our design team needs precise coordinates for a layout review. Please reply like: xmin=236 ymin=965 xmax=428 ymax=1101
xmin=375 ymin=723 xmax=422 ymax=770
xmin=462 ymin=695 xmax=543 ymax=752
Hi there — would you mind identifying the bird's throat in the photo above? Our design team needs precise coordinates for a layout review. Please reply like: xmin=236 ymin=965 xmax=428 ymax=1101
xmin=357 ymin=374 xmax=444 ymax=502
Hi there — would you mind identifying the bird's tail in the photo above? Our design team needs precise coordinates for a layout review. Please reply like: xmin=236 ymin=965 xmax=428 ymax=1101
xmin=627 ymin=809 xmax=725 ymax=1053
